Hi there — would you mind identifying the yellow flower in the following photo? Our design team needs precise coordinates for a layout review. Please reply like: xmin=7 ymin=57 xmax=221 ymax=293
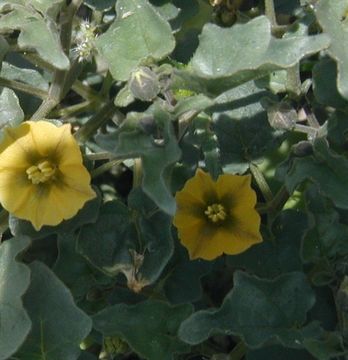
xmin=173 ymin=169 xmax=262 ymax=260
xmin=0 ymin=121 xmax=96 ymax=230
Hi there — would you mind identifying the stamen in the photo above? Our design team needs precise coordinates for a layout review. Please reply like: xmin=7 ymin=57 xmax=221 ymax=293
xmin=26 ymin=160 xmax=56 ymax=184
xmin=205 ymin=203 xmax=227 ymax=223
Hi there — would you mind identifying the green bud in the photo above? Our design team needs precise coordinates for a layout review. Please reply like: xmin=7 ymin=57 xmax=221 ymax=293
xmin=129 ymin=67 xmax=160 ymax=101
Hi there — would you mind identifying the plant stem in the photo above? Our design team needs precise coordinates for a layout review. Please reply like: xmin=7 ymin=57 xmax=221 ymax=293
xmin=303 ymin=103 xmax=320 ymax=128
xmin=85 ymin=152 xmax=114 ymax=161
xmin=91 ymin=159 xmax=122 ymax=178
xmin=0 ymin=209 xmax=9 ymax=243
xmin=50 ymin=100 xmax=95 ymax=118
xmin=72 ymin=80 xmax=101 ymax=102
xmin=335 ymin=277 xmax=348 ymax=354
xmin=0 ymin=77 xmax=47 ymax=99
xmin=286 ymin=64 xmax=302 ymax=99
xmin=99 ymin=70 xmax=113 ymax=99
xmin=178 ymin=110 xmax=200 ymax=143
xmin=23 ymin=53 xmax=56 ymax=72
xmin=250 ymin=163 xmax=273 ymax=203
xmin=60 ymin=60 xmax=84 ymax=100
xmin=267 ymin=185 xmax=289 ymax=212
xmin=264 ymin=0 xmax=277 ymax=27
xmin=30 ymin=0 xmax=83 ymax=120
xmin=293 ymin=123 xmax=318 ymax=137
xmin=133 ymin=158 xmax=143 ymax=188
xmin=228 ymin=341 xmax=248 ymax=360
xmin=74 ymin=101 xmax=117 ymax=143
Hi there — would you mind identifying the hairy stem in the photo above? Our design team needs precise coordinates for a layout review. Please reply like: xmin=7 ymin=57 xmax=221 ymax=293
xmin=250 ymin=163 xmax=273 ymax=203
xmin=50 ymin=100 xmax=95 ymax=118
xmin=74 ymin=101 xmax=117 ymax=143
xmin=264 ymin=0 xmax=277 ymax=27
xmin=30 ymin=0 xmax=83 ymax=119
xmin=91 ymin=159 xmax=122 ymax=178
xmin=286 ymin=64 xmax=302 ymax=99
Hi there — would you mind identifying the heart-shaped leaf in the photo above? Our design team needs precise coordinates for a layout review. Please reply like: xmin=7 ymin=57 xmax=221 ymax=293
xmin=93 ymin=299 xmax=192 ymax=360
xmin=0 ymin=236 xmax=31 ymax=360
xmin=16 ymin=262 xmax=92 ymax=360
xmin=96 ymin=0 xmax=175 ymax=81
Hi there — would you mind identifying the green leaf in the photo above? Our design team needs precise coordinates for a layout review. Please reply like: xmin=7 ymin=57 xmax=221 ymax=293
xmin=172 ymin=94 xmax=214 ymax=118
xmin=150 ymin=0 xmax=180 ymax=21
xmin=127 ymin=188 xmax=174 ymax=284
xmin=282 ymin=138 xmax=348 ymax=210
xmin=247 ymin=346 xmax=313 ymax=360
xmin=227 ymin=210 xmax=306 ymax=278
xmin=312 ymin=57 xmax=348 ymax=109
xmin=0 ymin=236 xmax=31 ymax=360
xmin=16 ymin=261 xmax=92 ymax=360
xmin=93 ymin=300 xmax=193 ymax=360
xmin=328 ymin=111 xmax=348 ymax=147
xmin=211 ymin=81 xmax=284 ymax=173
xmin=302 ymin=185 xmax=348 ymax=262
xmin=303 ymin=332 xmax=345 ymax=360
xmin=179 ymin=271 xmax=316 ymax=348
xmin=0 ymin=35 xmax=8 ymax=68
xmin=96 ymin=0 xmax=175 ymax=81
xmin=1 ymin=62 xmax=49 ymax=92
xmin=315 ymin=0 xmax=348 ymax=100
xmin=255 ymin=70 xmax=288 ymax=94
xmin=175 ymin=16 xmax=329 ymax=95
xmin=54 ymin=234 xmax=103 ymax=300
xmin=187 ymin=113 xmax=222 ymax=178
xmin=78 ymin=189 xmax=174 ymax=289
xmin=0 ymin=88 xmax=24 ymax=131
xmin=77 ymin=201 xmax=133 ymax=276
xmin=78 ymin=352 xmax=97 ymax=360
xmin=163 ymin=244 xmax=212 ymax=305
xmin=0 ymin=0 xmax=64 ymax=17
xmin=0 ymin=4 xmax=69 ymax=70
xmin=96 ymin=106 xmax=181 ymax=215
xmin=28 ymin=0 xmax=65 ymax=18
xmin=83 ymin=0 xmax=115 ymax=11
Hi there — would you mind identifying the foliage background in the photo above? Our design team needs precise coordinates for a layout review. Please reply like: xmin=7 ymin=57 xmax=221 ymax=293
xmin=0 ymin=0 xmax=348 ymax=359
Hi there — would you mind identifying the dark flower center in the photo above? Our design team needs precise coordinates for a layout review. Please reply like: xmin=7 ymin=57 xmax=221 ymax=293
xmin=204 ymin=203 xmax=226 ymax=223
xmin=26 ymin=160 xmax=56 ymax=184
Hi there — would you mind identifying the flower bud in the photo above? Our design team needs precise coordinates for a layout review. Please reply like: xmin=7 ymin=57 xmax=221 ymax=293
xmin=129 ymin=66 xmax=160 ymax=101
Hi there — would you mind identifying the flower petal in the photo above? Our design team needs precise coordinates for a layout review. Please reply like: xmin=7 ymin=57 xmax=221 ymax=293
xmin=0 ymin=123 xmax=35 ymax=168
xmin=0 ymin=169 xmax=32 ymax=213
xmin=228 ymin=208 xmax=262 ymax=244
xmin=15 ymin=181 xmax=95 ymax=230
xmin=174 ymin=190 xmax=206 ymax=227
xmin=217 ymin=223 xmax=262 ymax=255
xmin=180 ymin=169 xmax=217 ymax=204
xmin=216 ymin=173 xmax=253 ymax=202
xmin=28 ymin=121 xmax=82 ymax=165
xmin=59 ymin=164 xmax=96 ymax=195
xmin=176 ymin=220 xmax=225 ymax=260
xmin=49 ymin=183 xmax=95 ymax=223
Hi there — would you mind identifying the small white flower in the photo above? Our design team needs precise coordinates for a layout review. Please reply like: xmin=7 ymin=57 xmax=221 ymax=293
xmin=72 ymin=20 xmax=98 ymax=62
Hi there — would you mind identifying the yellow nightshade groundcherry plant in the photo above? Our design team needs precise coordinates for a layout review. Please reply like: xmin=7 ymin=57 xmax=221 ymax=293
xmin=174 ymin=169 xmax=262 ymax=260
xmin=0 ymin=121 xmax=96 ymax=230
